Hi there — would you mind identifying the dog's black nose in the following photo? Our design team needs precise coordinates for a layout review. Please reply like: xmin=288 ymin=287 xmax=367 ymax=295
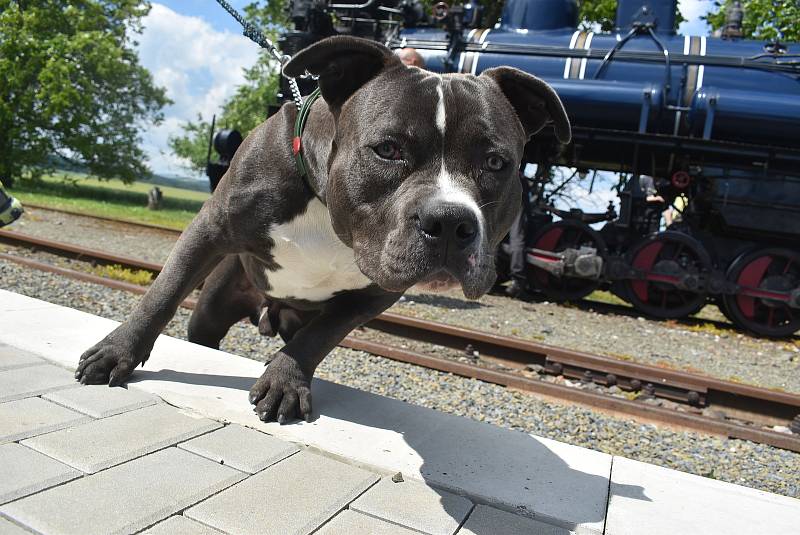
xmin=416 ymin=202 xmax=479 ymax=249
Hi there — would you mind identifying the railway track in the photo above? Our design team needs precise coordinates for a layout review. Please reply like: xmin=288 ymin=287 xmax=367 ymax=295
xmin=10 ymin=205 xmax=750 ymax=333
xmin=22 ymin=203 xmax=185 ymax=235
xmin=2 ymin=228 xmax=800 ymax=452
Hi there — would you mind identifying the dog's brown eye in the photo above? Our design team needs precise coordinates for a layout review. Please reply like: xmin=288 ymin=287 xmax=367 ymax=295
xmin=485 ymin=155 xmax=506 ymax=171
xmin=374 ymin=141 xmax=402 ymax=160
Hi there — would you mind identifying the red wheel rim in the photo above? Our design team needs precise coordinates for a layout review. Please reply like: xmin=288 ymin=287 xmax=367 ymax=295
xmin=623 ymin=232 xmax=710 ymax=319
xmin=723 ymin=248 xmax=800 ymax=337
xmin=735 ymin=256 xmax=772 ymax=318
xmin=630 ymin=241 xmax=663 ymax=303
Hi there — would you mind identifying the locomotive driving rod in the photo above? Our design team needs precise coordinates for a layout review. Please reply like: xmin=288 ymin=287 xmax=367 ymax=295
xmin=526 ymin=246 xmax=800 ymax=307
xmin=526 ymin=247 xmax=605 ymax=279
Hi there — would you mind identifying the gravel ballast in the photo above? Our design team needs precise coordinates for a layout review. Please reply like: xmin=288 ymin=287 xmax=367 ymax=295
xmin=7 ymin=206 xmax=178 ymax=263
xmin=2 ymin=258 xmax=798 ymax=498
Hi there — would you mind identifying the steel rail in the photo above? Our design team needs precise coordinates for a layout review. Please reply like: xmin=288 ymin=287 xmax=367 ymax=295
xmin=22 ymin=203 xmax=183 ymax=235
xmin=0 ymin=230 xmax=162 ymax=276
xmin=338 ymin=337 xmax=800 ymax=452
xmin=2 ymin=233 xmax=800 ymax=451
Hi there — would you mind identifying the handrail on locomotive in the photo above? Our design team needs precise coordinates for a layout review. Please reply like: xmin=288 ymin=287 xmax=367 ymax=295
xmin=208 ymin=0 xmax=800 ymax=336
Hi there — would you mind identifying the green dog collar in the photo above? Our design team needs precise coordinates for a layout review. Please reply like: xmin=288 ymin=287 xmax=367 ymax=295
xmin=292 ymin=87 xmax=322 ymax=179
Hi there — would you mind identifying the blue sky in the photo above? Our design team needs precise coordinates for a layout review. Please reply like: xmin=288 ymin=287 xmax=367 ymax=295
xmin=137 ymin=1 xmax=714 ymax=180
xmin=156 ymin=1 xmax=253 ymax=33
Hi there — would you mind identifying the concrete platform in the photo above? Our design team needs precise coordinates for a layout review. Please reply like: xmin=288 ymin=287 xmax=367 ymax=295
xmin=0 ymin=289 xmax=797 ymax=534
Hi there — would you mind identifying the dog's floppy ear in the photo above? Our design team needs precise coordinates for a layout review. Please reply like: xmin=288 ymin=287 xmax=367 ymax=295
xmin=283 ymin=36 xmax=401 ymax=112
xmin=481 ymin=67 xmax=571 ymax=144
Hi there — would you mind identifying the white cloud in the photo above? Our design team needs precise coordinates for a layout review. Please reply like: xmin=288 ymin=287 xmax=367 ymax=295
xmin=551 ymin=170 xmax=619 ymax=215
xmin=136 ymin=3 xmax=260 ymax=176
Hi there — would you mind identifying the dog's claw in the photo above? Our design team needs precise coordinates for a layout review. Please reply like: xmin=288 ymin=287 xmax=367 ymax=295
xmin=249 ymin=352 xmax=312 ymax=424
xmin=74 ymin=330 xmax=142 ymax=387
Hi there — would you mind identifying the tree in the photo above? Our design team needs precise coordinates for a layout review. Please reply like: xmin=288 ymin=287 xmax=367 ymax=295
xmin=705 ymin=1 xmax=800 ymax=42
xmin=0 ymin=0 xmax=169 ymax=187
xmin=577 ymin=0 xmax=618 ymax=32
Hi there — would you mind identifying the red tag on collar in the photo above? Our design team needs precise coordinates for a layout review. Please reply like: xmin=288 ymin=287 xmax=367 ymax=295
xmin=292 ymin=136 xmax=301 ymax=156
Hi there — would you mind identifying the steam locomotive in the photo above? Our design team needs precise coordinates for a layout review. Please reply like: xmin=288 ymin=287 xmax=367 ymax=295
xmin=210 ymin=0 xmax=800 ymax=336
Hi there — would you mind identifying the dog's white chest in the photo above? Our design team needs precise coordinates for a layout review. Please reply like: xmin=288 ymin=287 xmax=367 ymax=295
xmin=265 ymin=198 xmax=372 ymax=301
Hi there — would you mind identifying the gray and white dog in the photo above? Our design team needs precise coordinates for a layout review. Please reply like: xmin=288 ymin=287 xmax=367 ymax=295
xmin=75 ymin=36 xmax=570 ymax=423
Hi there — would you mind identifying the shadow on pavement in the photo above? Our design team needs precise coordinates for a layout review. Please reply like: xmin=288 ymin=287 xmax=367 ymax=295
xmin=131 ymin=368 xmax=649 ymax=533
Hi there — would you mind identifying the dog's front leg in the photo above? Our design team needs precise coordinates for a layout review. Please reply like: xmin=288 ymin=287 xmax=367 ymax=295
xmin=250 ymin=288 xmax=401 ymax=423
xmin=75 ymin=207 xmax=230 ymax=386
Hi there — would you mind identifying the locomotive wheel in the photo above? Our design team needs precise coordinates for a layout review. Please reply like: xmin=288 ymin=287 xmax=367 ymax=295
xmin=624 ymin=232 xmax=711 ymax=319
xmin=722 ymin=248 xmax=800 ymax=337
xmin=527 ymin=220 xmax=606 ymax=302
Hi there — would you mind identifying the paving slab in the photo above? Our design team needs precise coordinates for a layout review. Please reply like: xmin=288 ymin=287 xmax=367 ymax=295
xmin=0 ymin=517 xmax=30 ymax=535
xmin=409 ymin=416 xmax=610 ymax=535
xmin=0 ymin=344 xmax=45 ymax=371
xmin=0 ymin=292 xmax=121 ymax=361
xmin=186 ymin=450 xmax=379 ymax=535
xmin=605 ymin=456 xmax=800 ymax=535
xmin=142 ymin=515 xmax=223 ymax=535
xmin=351 ymin=477 xmax=473 ymax=535
xmin=0 ymin=364 xmax=77 ymax=403
xmin=178 ymin=424 xmax=299 ymax=474
xmin=22 ymin=403 xmax=221 ymax=473
xmin=43 ymin=384 xmax=159 ymax=419
xmin=458 ymin=505 xmax=574 ymax=535
xmin=316 ymin=510 xmax=420 ymax=535
xmin=0 ymin=443 xmax=82 ymax=505
xmin=0 ymin=447 xmax=245 ymax=535
xmin=0 ymin=397 xmax=89 ymax=444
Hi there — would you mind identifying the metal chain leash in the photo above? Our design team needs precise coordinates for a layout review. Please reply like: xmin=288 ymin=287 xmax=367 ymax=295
xmin=214 ymin=0 xmax=308 ymax=110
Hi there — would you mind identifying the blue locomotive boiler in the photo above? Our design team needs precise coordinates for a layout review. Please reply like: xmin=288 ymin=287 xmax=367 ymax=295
xmin=377 ymin=0 xmax=800 ymax=336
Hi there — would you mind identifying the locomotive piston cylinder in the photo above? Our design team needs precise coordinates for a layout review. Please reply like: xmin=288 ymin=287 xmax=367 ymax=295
xmin=527 ymin=246 xmax=604 ymax=280
xmin=573 ymin=248 xmax=604 ymax=279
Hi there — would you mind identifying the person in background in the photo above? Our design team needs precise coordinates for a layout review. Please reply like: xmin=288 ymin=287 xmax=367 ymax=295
xmin=665 ymin=193 xmax=687 ymax=227
xmin=639 ymin=174 xmax=666 ymax=234
xmin=396 ymin=48 xmax=426 ymax=68
xmin=506 ymin=165 xmax=537 ymax=298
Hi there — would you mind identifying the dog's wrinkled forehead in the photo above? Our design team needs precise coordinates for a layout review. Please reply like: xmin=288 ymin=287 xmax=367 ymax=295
xmin=340 ymin=67 xmax=526 ymax=153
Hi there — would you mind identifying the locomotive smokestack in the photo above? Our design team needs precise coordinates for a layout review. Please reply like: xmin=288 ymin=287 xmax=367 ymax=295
xmin=615 ymin=0 xmax=677 ymax=35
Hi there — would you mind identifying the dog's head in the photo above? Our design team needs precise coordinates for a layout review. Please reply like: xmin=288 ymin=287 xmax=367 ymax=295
xmin=284 ymin=36 xmax=570 ymax=299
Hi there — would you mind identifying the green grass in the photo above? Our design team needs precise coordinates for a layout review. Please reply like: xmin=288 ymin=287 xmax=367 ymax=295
xmin=91 ymin=264 xmax=154 ymax=286
xmin=586 ymin=290 xmax=630 ymax=307
xmin=11 ymin=172 xmax=209 ymax=230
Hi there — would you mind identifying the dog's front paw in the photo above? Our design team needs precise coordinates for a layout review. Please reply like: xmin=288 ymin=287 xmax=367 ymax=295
xmin=249 ymin=352 xmax=313 ymax=424
xmin=75 ymin=330 xmax=144 ymax=387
